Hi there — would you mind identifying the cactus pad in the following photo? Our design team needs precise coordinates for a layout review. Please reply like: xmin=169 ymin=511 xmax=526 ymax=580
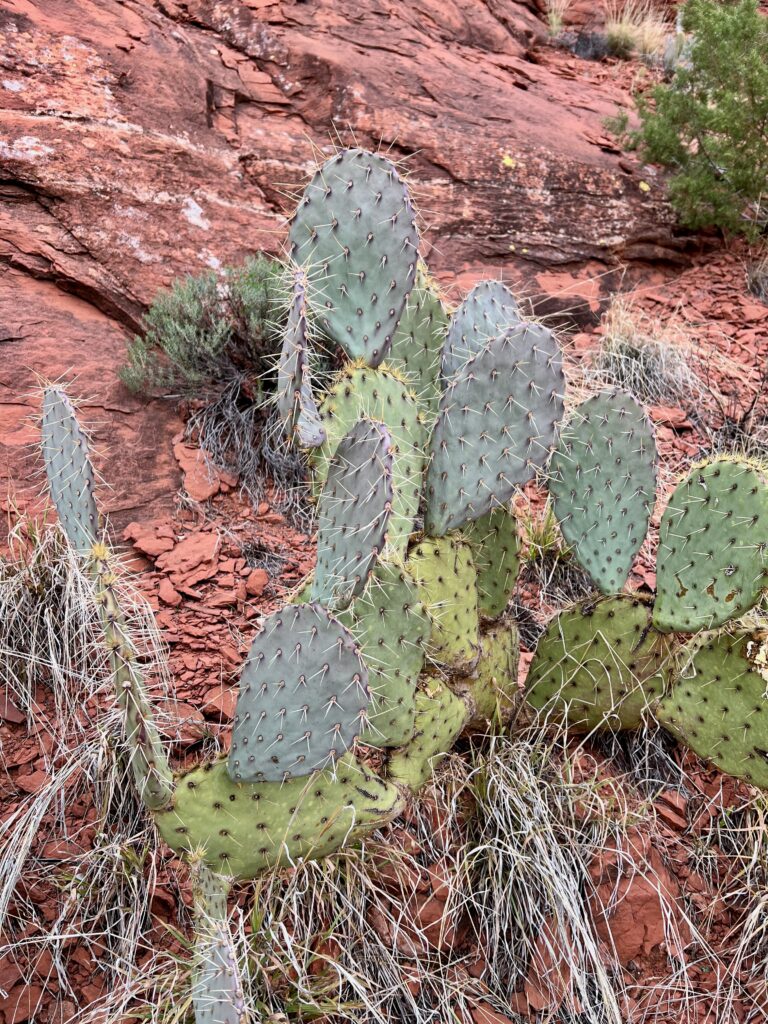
xmin=228 ymin=604 xmax=370 ymax=783
xmin=657 ymin=632 xmax=768 ymax=789
xmin=442 ymin=279 xmax=521 ymax=380
xmin=458 ymin=620 xmax=521 ymax=726
xmin=276 ymin=269 xmax=325 ymax=448
xmin=406 ymin=536 xmax=479 ymax=669
xmin=191 ymin=866 xmax=244 ymax=1024
xmin=462 ymin=507 xmax=520 ymax=618
xmin=157 ymin=754 xmax=403 ymax=880
xmin=311 ymin=364 xmax=426 ymax=556
xmin=388 ymin=279 xmax=447 ymax=413
xmin=41 ymin=387 xmax=100 ymax=556
xmin=338 ymin=562 xmax=429 ymax=747
xmin=525 ymin=595 xmax=671 ymax=731
xmin=288 ymin=149 xmax=418 ymax=367
xmin=425 ymin=322 xmax=564 ymax=535
xmin=386 ymin=682 xmax=468 ymax=790
xmin=654 ymin=458 xmax=768 ymax=633
xmin=311 ymin=419 xmax=394 ymax=609
xmin=549 ymin=390 xmax=656 ymax=595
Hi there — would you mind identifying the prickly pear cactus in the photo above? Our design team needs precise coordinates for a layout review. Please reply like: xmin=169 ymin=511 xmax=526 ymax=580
xmin=228 ymin=603 xmax=370 ymax=783
xmin=525 ymin=595 xmax=671 ymax=731
xmin=387 ymin=681 xmax=468 ymax=790
xmin=276 ymin=267 xmax=325 ymax=447
xmin=654 ymin=457 xmax=768 ymax=633
xmin=41 ymin=388 xmax=100 ymax=556
xmin=549 ymin=390 xmax=656 ymax=595
xmin=388 ymin=274 xmax=448 ymax=413
xmin=441 ymin=279 xmax=521 ymax=380
xmin=425 ymin=322 xmax=564 ymax=535
xmin=190 ymin=865 xmax=245 ymax=1024
xmin=288 ymin=149 xmax=418 ymax=368
xmin=657 ymin=632 xmax=768 ymax=789
xmin=311 ymin=418 xmax=394 ymax=609
xmin=462 ymin=507 xmax=521 ymax=619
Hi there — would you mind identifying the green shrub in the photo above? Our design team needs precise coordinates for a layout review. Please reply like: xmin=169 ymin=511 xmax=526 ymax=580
xmin=119 ymin=254 xmax=285 ymax=394
xmin=636 ymin=0 xmax=768 ymax=237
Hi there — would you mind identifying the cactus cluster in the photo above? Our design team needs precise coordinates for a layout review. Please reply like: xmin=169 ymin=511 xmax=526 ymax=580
xmin=40 ymin=148 xmax=768 ymax=1024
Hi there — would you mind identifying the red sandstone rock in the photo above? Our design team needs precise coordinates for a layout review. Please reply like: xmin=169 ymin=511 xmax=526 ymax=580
xmin=173 ymin=437 xmax=222 ymax=503
xmin=123 ymin=521 xmax=175 ymax=559
xmin=245 ymin=567 xmax=269 ymax=597
xmin=156 ymin=531 xmax=220 ymax=584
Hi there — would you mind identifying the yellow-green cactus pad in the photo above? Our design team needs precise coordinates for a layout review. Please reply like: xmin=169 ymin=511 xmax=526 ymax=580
xmin=386 ymin=682 xmax=468 ymax=790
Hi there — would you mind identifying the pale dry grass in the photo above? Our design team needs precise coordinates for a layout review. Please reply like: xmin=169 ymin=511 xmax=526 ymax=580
xmin=603 ymin=1 xmax=671 ymax=60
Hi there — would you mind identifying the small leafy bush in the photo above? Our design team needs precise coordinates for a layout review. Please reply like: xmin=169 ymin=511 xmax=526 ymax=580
xmin=636 ymin=0 xmax=768 ymax=237
xmin=119 ymin=254 xmax=285 ymax=395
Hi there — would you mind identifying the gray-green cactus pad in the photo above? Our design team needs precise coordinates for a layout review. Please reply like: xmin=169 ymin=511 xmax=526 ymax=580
xmin=525 ymin=594 xmax=671 ymax=731
xmin=654 ymin=457 xmax=768 ymax=633
xmin=192 ymin=867 xmax=244 ymax=1024
xmin=228 ymin=604 xmax=370 ymax=783
xmin=425 ymin=322 xmax=564 ymax=535
xmin=549 ymin=390 xmax=656 ymax=595
xmin=338 ymin=562 xmax=429 ymax=747
xmin=406 ymin=536 xmax=479 ymax=670
xmin=41 ymin=387 xmax=99 ymax=556
xmin=386 ymin=682 xmax=468 ymax=791
xmin=311 ymin=364 xmax=426 ymax=556
xmin=276 ymin=268 xmax=325 ymax=448
xmin=288 ymin=148 xmax=418 ymax=367
xmin=311 ymin=419 xmax=394 ymax=609
xmin=157 ymin=754 xmax=403 ymax=880
xmin=657 ymin=632 xmax=768 ymax=790
xmin=442 ymin=279 xmax=521 ymax=380
xmin=462 ymin=507 xmax=520 ymax=618
xmin=388 ymin=278 xmax=447 ymax=414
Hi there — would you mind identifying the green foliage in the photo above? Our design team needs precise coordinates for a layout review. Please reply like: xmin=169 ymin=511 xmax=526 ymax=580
xmin=636 ymin=0 xmax=768 ymax=236
xmin=119 ymin=255 xmax=285 ymax=394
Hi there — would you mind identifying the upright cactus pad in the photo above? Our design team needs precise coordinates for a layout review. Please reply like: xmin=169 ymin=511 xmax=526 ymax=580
xmin=457 ymin=620 xmax=520 ymax=727
xmin=338 ymin=563 xmax=429 ymax=747
xmin=158 ymin=754 xmax=404 ymax=880
xmin=657 ymin=633 xmax=768 ymax=790
xmin=406 ymin=536 xmax=479 ymax=669
xmin=311 ymin=419 xmax=394 ymax=609
xmin=276 ymin=268 xmax=325 ymax=448
xmin=311 ymin=364 xmax=426 ymax=556
xmin=228 ymin=604 xmax=370 ymax=783
xmin=654 ymin=457 xmax=768 ymax=633
xmin=387 ymin=681 xmax=468 ymax=790
xmin=41 ymin=387 xmax=100 ymax=556
xmin=525 ymin=595 xmax=671 ymax=731
xmin=425 ymin=322 xmax=564 ymax=535
xmin=388 ymin=278 xmax=448 ymax=413
xmin=462 ymin=507 xmax=521 ymax=618
xmin=191 ymin=865 xmax=245 ymax=1024
xmin=441 ymin=279 xmax=521 ymax=380
xmin=288 ymin=149 xmax=418 ymax=367
xmin=549 ymin=390 xmax=656 ymax=595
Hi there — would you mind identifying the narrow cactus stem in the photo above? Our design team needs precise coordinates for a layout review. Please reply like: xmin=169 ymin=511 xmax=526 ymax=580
xmin=190 ymin=864 xmax=246 ymax=1024
xmin=90 ymin=543 xmax=174 ymax=811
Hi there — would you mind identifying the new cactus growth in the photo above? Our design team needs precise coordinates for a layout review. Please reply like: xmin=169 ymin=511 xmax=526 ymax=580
xmin=276 ymin=268 xmax=325 ymax=448
xmin=191 ymin=864 xmax=245 ymax=1024
xmin=548 ymin=390 xmax=656 ymax=595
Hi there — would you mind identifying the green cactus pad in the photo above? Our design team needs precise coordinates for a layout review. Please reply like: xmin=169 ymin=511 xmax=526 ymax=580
xmin=458 ymin=620 xmax=521 ymax=726
xmin=228 ymin=604 xmax=370 ymax=783
xmin=657 ymin=632 xmax=768 ymax=789
xmin=311 ymin=364 xmax=426 ymax=556
xmin=41 ymin=387 xmax=100 ymax=556
xmin=442 ymin=279 xmax=521 ymax=380
xmin=388 ymin=279 xmax=447 ymax=414
xmin=276 ymin=268 xmax=325 ymax=448
xmin=462 ymin=507 xmax=520 ymax=618
xmin=405 ymin=536 xmax=479 ymax=669
xmin=386 ymin=682 xmax=468 ymax=790
xmin=288 ymin=149 xmax=418 ymax=367
xmin=157 ymin=754 xmax=404 ymax=880
xmin=338 ymin=562 xmax=429 ymax=747
xmin=549 ymin=390 xmax=656 ymax=596
xmin=311 ymin=419 xmax=394 ymax=610
xmin=425 ymin=322 xmax=564 ymax=535
xmin=191 ymin=866 xmax=244 ymax=1024
xmin=654 ymin=457 xmax=768 ymax=633
xmin=525 ymin=595 xmax=671 ymax=731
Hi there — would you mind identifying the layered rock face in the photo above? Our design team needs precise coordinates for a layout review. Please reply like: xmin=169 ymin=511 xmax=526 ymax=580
xmin=0 ymin=0 xmax=683 ymax=532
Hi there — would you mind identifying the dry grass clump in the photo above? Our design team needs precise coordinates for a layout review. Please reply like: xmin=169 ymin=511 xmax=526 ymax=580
xmin=603 ymin=1 xmax=671 ymax=60
xmin=545 ymin=0 xmax=574 ymax=35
